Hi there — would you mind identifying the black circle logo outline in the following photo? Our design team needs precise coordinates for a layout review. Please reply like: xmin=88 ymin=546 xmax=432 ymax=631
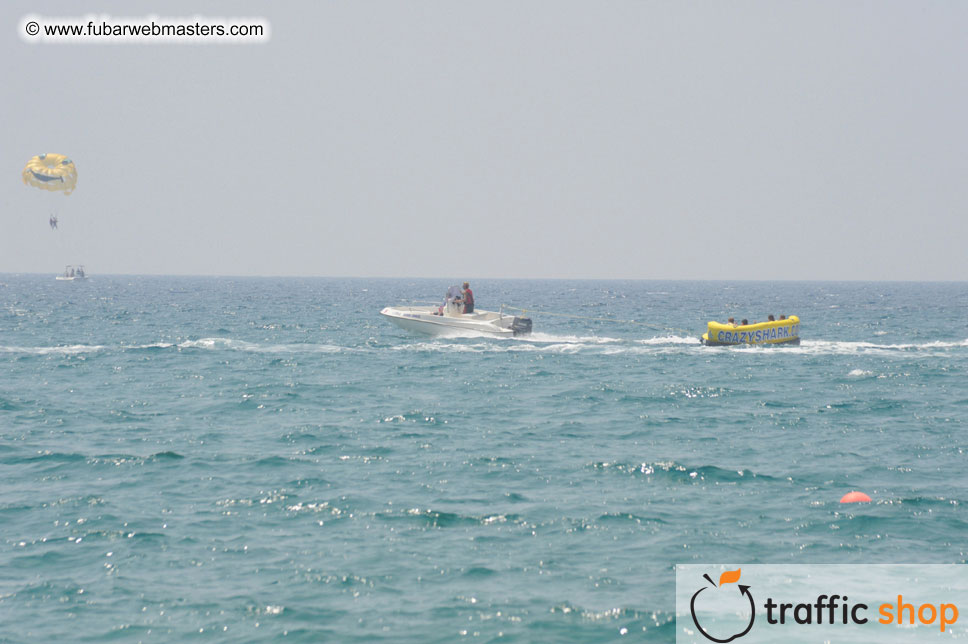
xmin=689 ymin=583 xmax=756 ymax=643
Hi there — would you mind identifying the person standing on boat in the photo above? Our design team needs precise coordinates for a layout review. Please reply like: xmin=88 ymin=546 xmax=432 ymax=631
xmin=462 ymin=282 xmax=474 ymax=314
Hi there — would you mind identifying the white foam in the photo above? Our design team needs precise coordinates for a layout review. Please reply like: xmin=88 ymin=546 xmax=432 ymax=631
xmin=392 ymin=334 xmax=702 ymax=356
xmin=635 ymin=335 xmax=696 ymax=346
xmin=0 ymin=344 xmax=106 ymax=355
xmin=392 ymin=342 xmax=488 ymax=353
xmin=178 ymin=337 xmax=258 ymax=350
xmin=515 ymin=332 xmax=623 ymax=345
xmin=795 ymin=339 xmax=968 ymax=355
xmin=176 ymin=338 xmax=343 ymax=353
xmin=123 ymin=342 xmax=174 ymax=349
xmin=3 ymin=335 xmax=960 ymax=360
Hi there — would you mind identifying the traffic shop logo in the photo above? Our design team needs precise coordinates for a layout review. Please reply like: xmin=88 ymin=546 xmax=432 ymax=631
xmin=690 ymin=569 xmax=755 ymax=642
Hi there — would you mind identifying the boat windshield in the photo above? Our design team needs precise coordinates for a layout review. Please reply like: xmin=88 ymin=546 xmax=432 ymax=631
xmin=444 ymin=285 xmax=462 ymax=302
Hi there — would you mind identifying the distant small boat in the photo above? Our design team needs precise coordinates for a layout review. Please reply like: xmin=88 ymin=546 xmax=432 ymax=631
xmin=701 ymin=316 xmax=800 ymax=346
xmin=55 ymin=265 xmax=87 ymax=281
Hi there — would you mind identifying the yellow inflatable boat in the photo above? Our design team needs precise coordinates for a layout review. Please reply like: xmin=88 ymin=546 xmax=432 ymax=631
xmin=701 ymin=316 xmax=800 ymax=346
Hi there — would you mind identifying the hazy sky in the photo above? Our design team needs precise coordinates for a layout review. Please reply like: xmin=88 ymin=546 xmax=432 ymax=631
xmin=2 ymin=1 xmax=966 ymax=280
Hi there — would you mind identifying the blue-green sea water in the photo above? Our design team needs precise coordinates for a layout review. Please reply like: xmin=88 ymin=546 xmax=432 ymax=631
xmin=1 ymin=276 xmax=966 ymax=643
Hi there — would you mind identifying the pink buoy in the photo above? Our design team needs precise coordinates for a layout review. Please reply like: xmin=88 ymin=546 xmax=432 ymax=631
xmin=840 ymin=491 xmax=872 ymax=504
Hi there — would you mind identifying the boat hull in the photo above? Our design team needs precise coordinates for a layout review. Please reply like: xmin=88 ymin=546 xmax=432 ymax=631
xmin=380 ymin=306 xmax=531 ymax=337
xmin=701 ymin=316 xmax=800 ymax=346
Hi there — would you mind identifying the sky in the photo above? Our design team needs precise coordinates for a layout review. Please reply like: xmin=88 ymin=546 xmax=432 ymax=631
xmin=2 ymin=1 xmax=966 ymax=280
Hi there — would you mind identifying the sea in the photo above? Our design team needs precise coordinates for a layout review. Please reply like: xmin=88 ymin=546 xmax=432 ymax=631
xmin=1 ymin=276 xmax=966 ymax=643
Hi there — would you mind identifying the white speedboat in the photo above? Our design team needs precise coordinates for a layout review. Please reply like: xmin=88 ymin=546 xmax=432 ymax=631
xmin=381 ymin=304 xmax=532 ymax=337
xmin=55 ymin=265 xmax=87 ymax=281
xmin=381 ymin=287 xmax=532 ymax=337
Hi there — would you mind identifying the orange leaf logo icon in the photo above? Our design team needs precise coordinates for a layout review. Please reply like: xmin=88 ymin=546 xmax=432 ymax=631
xmin=718 ymin=568 xmax=741 ymax=586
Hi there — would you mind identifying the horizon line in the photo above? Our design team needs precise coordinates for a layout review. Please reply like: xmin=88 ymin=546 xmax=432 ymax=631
xmin=1 ymin=271 xmax=966 ymax=284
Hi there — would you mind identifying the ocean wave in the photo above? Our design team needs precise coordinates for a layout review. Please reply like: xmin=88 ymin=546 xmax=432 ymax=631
xmin=390 ymin=334 xmax=968 ymax=357
xmin=635 ymin=335 xmax=697 ymax=345
xmin=84 ymin=452 xmax=185 ymax=467
xmin=596 ymin=511 xmax=668 ymax=525
xmin=176 ymin=337 xmax=345 ymax=353
xmin=881 ymin=495 xmax=962 ymax=508
xmin=392 ymin=335 xmax=699 ymax=355
xmin=374 ymin=508 xmax=522 ymax=529
xmin=3 ymin=335 xmax=962 ymax=360
xmin=784 ymin=339 xmax=968 ymax=356
xmin=122 ymin=341 xmax=175 ymax=350
xmin=0 ymin=339 xmax=350 ymax=356
xmin=392 ymin=341 xmax=604 ymax=355
xmin=14 ymin=451 xmax=86 ymax=464
xmin=548 ymin=603 xmax=647 ymax=622
xmin=517 ymin=332 xmax=624 ymax=344
xmin=0 ymin=344 xmax=106 ymax=355
xmin=589 ymin=460 xmax=781 ymax=483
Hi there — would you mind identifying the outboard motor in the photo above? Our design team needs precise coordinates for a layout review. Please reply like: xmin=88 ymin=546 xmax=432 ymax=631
xmin=511 ymin=316 xmax=532 ymax=336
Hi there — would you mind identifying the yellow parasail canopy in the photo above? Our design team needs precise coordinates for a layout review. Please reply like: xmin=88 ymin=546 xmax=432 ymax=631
xmin=23 ymin=153 xmax=77 ymax=195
